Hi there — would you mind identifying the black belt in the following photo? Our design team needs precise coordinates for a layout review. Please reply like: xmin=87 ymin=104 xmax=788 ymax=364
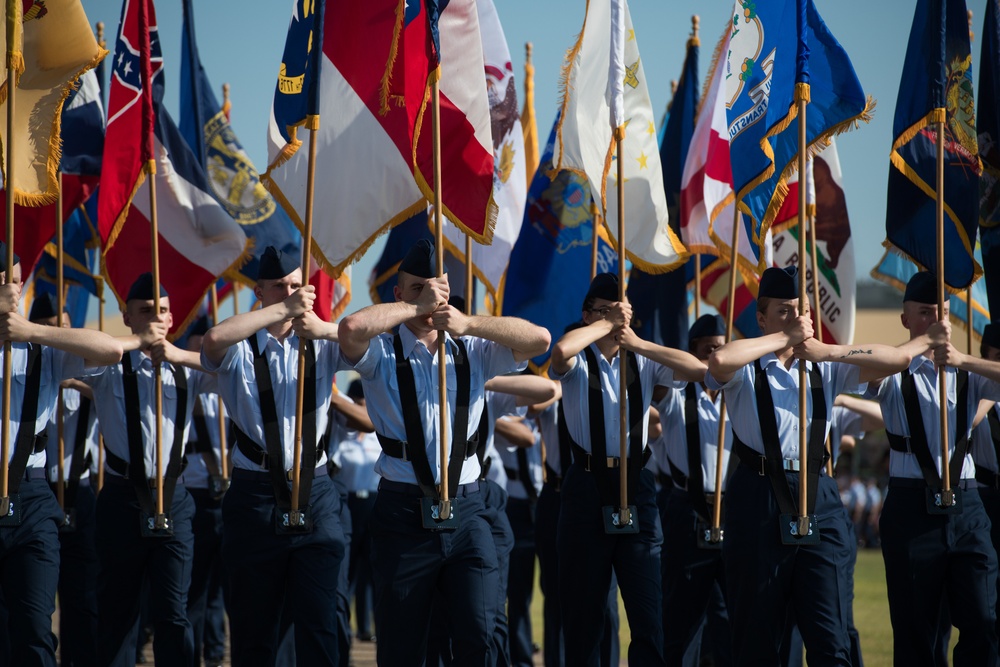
xmin=571 ymin=443 xmax=652 ymax=473
xmin=20 ymin=467 xmax=46 ymax=481
xmin=733 ymin=440 xmax=823 ymax=475
xmin=976 ymin=468 xmax=1000 ymax=490
xmin=378 ymin=478 xmax=481 ymax=498
xmin=232 ymin=466 xmax=329 ymax=484
xmin=104 ymin=448 xmax=187 ymax=480
xmin=376 ymin=433 xmax=479 ymax=462
xmin=890 ymin=476 xmax=976 ymax=490
xmin=233 ymin=427 xmax=322 ymax=473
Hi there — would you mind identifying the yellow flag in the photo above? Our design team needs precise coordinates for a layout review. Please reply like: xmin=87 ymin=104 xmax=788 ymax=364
xmin=521 ymin=42 xmax=539 ymax=188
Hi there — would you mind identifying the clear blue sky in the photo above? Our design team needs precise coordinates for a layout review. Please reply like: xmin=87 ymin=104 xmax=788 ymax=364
xmin=79 ymin=0 xmax=959 ymax=317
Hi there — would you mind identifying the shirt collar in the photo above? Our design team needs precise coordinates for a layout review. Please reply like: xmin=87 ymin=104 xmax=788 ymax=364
xmin=908 ymin=354 xmax=935 ymax=374
xmin=399 ymin=323 xmax=456 ymax=360
xmin=759 ymin=352 xmax=812 ymax=373
xmin=128 ymin=349 xmax=175 ymax=373
xmin=255 ymin=327 xmax=297 ymax=352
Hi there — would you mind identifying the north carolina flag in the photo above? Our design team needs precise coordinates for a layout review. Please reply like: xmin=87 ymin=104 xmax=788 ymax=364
xmin=99 ymin=0 xmax=249 ymax=334
xmin=263 ymin=0 xmax=495 ymax=277
xmin=0 ymin=0 xmax=106 ymax=206
xmin=441 ymin=0 xmax=524 ymax=306
xmin=725 ymin=0 xmax=871 ymax=274
xmin=554 ymin=0 xmax=688 ymax=273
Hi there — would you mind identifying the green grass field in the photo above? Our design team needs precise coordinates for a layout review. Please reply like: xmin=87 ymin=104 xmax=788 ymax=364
xmin=526 ymin=548 xmax=958 ymax=666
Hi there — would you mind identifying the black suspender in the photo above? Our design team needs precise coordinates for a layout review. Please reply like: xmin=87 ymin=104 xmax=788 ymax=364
xmin=987 ymin=408 xmax=1000 ymax=473
xmin=243 ymin=333 xmax=318 ymax=510
xmin=475 ymin=401 xmax=491 ymax=480
xmin=516 ymin=446 xmax=539 ymax=504
xmin=63 ymin=396 xmax=94 ymax=508
xmin=121 ymin=353 xmax=189 ymax=514
xmin=6 ymin=343 xmax=43 ymax=494
xmin=555 ymin=399 xmax=573 ymax=478
xmin=581 ymin=346 xmax=645 ymax=507
xmin=682 ymin=383 xmax=712 ymax=522
xmin=746 ymin=359 xmax=827 ymax=518
xmin=886 ymin=369 xmax=969 ymax=491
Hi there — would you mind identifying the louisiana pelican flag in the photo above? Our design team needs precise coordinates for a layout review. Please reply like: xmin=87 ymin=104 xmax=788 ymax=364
xmin=725 ymin=0 xmax=871 ymax=274
xmin=553 ymin=0 xmax=687 ymax=273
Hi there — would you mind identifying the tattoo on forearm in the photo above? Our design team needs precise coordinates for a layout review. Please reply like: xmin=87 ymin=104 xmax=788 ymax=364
xmin=839 ymin=348 xmax=873 ymax=359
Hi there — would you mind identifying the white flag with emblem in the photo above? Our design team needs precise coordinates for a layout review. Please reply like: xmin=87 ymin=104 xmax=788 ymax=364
xmin=553 ymin=0 xmax=687 ymax=273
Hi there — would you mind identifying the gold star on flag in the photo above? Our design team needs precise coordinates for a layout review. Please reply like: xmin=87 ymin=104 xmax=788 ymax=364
xmin=647 ymin=121 xmax=655 ymax=136
xmin=624 ymin=59 xmax=639 ymax=89
xmin=627 ymin=29 xmax=635 ymax=41
xmin=636 ymin=152 xmax=648 ymax=169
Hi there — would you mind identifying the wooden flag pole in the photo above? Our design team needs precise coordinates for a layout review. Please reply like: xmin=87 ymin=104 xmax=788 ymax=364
xmin=710 ymin=206 xmax=741 ymax=541
xmin=431 ymin=76 xmax=451 ymax=518
xmin=615 ymin=134 xmax=630 ymax=528
xmin=465 ymin=236 xmax=473 ymax=316
xmin=56 ymin=173 xmax=66 ymax=511
xmin=290 ymin=117 xmax=320 ymax=520
xmin=936 ymin=117 xmax=952 ymax=503
xmin=96 ymin=276 xmax=105 ymax=493
xmin=591 ymin=202 xmax=600 ymax=280
xmin=210 ymin=284 xmax=228 ymax=481
xmin=967 ymin=290 xmax=973 ymax=354
xmin=0 ymin=9 xmax=17 ymax=516
xmin=694 ymin=255 xmax=701 ymax=318
xmin=807 ymin=166 xmax=834 ymax=477
xmin=148 ymin=157 xmax=167 ymax=525
xmin=796 ymin=90 xmax=810 ymax=537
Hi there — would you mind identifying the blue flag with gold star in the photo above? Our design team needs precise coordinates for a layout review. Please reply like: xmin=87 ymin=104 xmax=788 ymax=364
xmin=886 ymin=0 xmax=980 ymax=291
xmin=979 ymin=0 xmax=1000 ymax=312
xmin=179 ymin=0 xmax=300 ymax=282
xmin=726 ymin=0 xmax=871 ymax=274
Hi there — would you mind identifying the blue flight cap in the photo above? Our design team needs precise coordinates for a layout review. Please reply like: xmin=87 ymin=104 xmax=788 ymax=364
xmin=583 ymin=272 xmax=619 ymax=309
xmin=448 ymin=295 xmax=466 ymax=313
xmin=903 ymin=271 xmax=937 ymax=305
xmin=398 ymin=239 xmax=441 ymax=279
xmin=28 ymin=293 xmax=59 ymax=322
xmin=126 ymin=272 xmax=169 ymax=302
xmin=187 ymin=315 xmax=210 ymax=337
xmin=758 ymin=266 xmax=798 ymax=300
xmin=347 ymin=379 xmax=365 ymax=400
xmin=0 ymin=241 xmax=20 ymax=272
xmin=258 ymin=245 xmax=299 ymax=281
xmin=689 ymin=314 xmax=726 ymax=341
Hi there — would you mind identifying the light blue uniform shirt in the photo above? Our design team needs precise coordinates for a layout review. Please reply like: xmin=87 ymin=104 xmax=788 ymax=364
xmin=706 ymin=354 xmax=865 ymax=459
xmin=535 ymin=402 xmax=561 ymax=476
xmin=45 ymin=387 xmax=99 ymax=482
xmin=828 ymin=404 xmax=864 ymax=466
xmin=480 ymin=390 xmax=522 ymax=489
xmin=492 ymin=393 xmax=541 ymax=500
xmin=971 ymin=403 xmax=1000 ymax=476
xmin=878 ymin=355 xmax=1000 ymax=480
xmin=179 ymin=391 xmax=228 ymax=489
xmin=549 ymin=344 xmax=680 ymax=455
xmin=202 ymin=330 xmax=343 ymax=472
xmin=653 ymin=383 xmax=732 ymax=494
xmin=86 ymin=351 xmax=214 ymax=478
xmin=336 ymin=430 xmax=382 ymax=494
xmin=9 ymin=345 xmax=90 ymax=470
xmin=349 ymin=324 xmax=525 ymax=486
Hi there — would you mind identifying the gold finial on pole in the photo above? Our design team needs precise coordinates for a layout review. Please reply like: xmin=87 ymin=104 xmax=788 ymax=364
xmin=96 ymin=22 xmax=105 ymax=48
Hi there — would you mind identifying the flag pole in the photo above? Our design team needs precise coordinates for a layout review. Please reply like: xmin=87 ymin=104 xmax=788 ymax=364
xmin=710 ymin=204 xmax=740 ymax=542
xmin=465 ymin=236 xmax=473 ymax=316
xmin=290 ymin=117 xmax=320 ymax=521
xmin=96 ymin=275 xmax=105 ymax=493
xmin=806 ymin=161 xmax=834 ymax=476
xmin=210 ymin=284 xmax=228 ymax=483
xmin=148 ymin=160 xmax=167 ymax=525
xmin=694 ymin=255 xmax=701 ymax=318
xmin=591 ymin=202 xmax=600 ymax=280
xmin=0 ymin=2 xmax=19 ymax=517
xmin=431 ymin=76 xmax=451 ymax=518
xmin=796 ymin=86 xmax=810 ymax=537
xmin=936 ymin=114 xmax=952 ymax=504
xmin=56 ymin=173 xmax=66 ymax=512
xmin=615 ymin=133 xmax=630 ymax=528
xmin=966 ymin=290 xmax=973 ymax=354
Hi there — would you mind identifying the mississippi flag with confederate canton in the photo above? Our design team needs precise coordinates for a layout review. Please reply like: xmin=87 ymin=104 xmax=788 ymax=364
xmin=99 ymin=0 xmax=249 ymax=334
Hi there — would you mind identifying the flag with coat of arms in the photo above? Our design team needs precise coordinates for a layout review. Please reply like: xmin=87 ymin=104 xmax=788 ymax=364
xmin=441 ymin=0 xmax=524 ymax=307
xmin=725 ymin=0 xmax=872 ymax=274
xmin=553 ymin=0 xmax=688 ymax=273
xmin=99 ymin=0 xmax=249 ymax=335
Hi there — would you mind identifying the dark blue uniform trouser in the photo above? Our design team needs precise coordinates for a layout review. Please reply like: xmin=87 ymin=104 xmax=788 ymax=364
xmin=371 ymin=480 xmax=499 ymax=667
xmin=979 ymin=485 xmax=1000 ymax=640
xmin=557 ymin=463 xmax=665 ymax=667
xmin=222 ymin=471 xmax=345 ymax=667
xmin=185 ymin=487 xmax=226 ymax=665
xmin=334 ymin=474 xmax=352 ymax=667
xmin=56 ymin=481 xmax=99 ymax=667
xmin=0 ymin=478 xmax=61 ymax=667
xmin=505 ymin=496 xmax=537 ymax=667
xmin=96 ymin=479 xmax=195 ymax=667
xmin=347 ymin=490 xmax=377 ymax=638
xmin=658 ymin=487 xmax=732 ymax=667
xmin=722 ymin=467 xmax=851 ymax=667
xmin=536 ymin=480 xmax=619 ymax=667
xmin=880 ymin=482 xmax=999 ymax=666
